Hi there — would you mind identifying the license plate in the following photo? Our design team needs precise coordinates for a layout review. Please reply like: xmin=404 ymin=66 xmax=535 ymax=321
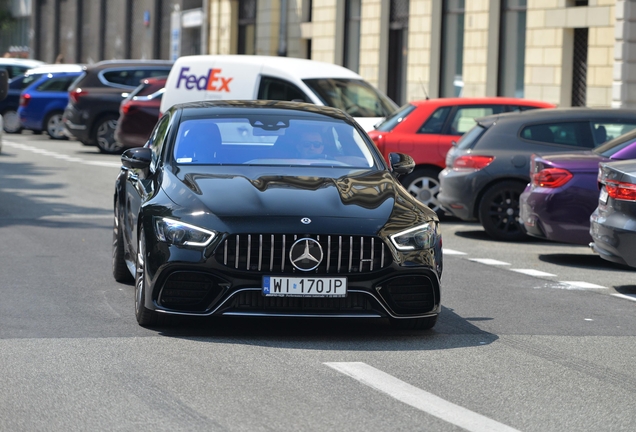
xmin=599 ymin=188 xmax=608 ymax=205
xmin=262 ymin=276 xmax=347 ymax=297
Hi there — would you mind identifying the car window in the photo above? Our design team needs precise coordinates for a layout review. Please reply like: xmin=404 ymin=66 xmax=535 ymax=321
xmin=304 ymin=78 xmax=398 ymax=117
xmin=18 ymin=73 xmax=43 ymax=90
xmin=448 ymin=105 xmax=505 ymax=135
xmin=590 ymin=122 xmax=636 ymax=145
xmin=418 ymin=106 xmax=451 ymax=134
xmin=521 ymin=121 xmax=593 ymax=147
xmin=456 ymin=124 xmax=487 ymax=150
xmin=257 ymin=76 xmax=310 ymax=102
xmin=102 ymin=68 xmax=171 ymax=88
xmin=149 ymin=114 xmax=172 ymax=170
xmin=374 ymin=103 xmax=416 ymax=132
xmin=173 ymin=117 xmax=375 ymax=168
xmin=509 ymin=105 xmax=543 ymax=112
xmin=36 ymin=76 xmax=77 ymax=92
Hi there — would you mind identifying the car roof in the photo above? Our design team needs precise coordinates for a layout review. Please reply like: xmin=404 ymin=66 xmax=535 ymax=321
xmin=173 ymin=55 xmax=362 ymax=80
xmin=477 ymin=107 xmax=636 ymax=126
xmin=173 ymin=100 xmax=355 ymax=123
xmin=25 ymin=64 xmax=85 ymax=75
xmin=0 ymin=58 xmax=46 ymax=67
xmin=410 ymin=97 xmax=554 ymax=108
xmin=82 ymin=59 xmax=174 ymax=71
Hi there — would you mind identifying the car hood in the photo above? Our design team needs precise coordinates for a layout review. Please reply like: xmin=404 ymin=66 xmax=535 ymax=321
xmin=159 ymin=166 xmax=432 ymax=235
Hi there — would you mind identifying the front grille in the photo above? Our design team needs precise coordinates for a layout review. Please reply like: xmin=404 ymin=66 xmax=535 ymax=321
xmin=215 ymin=234 xmax=391 ymax=274
xmin=227 ymin=290 xmax=376 ymax=314
xmin=159 ymin=272 xmax=225 ymax=312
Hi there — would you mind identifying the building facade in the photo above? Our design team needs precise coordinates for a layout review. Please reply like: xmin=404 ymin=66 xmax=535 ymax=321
xmin=7 ymin=0 xmax=636 ymax=108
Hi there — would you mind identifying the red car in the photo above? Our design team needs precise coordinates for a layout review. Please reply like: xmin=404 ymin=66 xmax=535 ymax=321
xmin=368 ymin=97 xmax=555 ymax=213
xmin=114 ymin=76 xmax=167 ymax=150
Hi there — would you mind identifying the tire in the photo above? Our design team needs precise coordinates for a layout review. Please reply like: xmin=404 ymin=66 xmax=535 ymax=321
xmin=135 ymin=227 xmax=159 ymax=326
xmin=44 ymin=111 xmax=68 ymax=140
xmin=112 ymin=206 xmax=133 ymax=283
xmin=2 ymin=109 xmax=22 ymax=134
xmin=93 ymin=115 xmax=123 ymax=154
xmin=478 ymin=181 xmax=528 ymax=241
xmin=400 ymin=167 xmax=443 ymax=214
xmin=390 ymin=315 xmax=437 ymax=330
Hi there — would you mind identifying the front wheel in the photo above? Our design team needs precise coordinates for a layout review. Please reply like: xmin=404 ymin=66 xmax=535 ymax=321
xmin=94 ymin=115 xmax=122 ymax=154
xmin=112 ymin=206 xmax=133 ymax=283
xmin=45 ymin=111 xmax=67 ymax=140
xmin=400 ymin=168 xmax=443 ymax=214
xmin=478 ymin=181 xmax=528 ymax=241
xmin=135 ymin=228 xmax=159 ymax=326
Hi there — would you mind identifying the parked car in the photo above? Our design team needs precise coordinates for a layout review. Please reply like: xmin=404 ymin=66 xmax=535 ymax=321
xmin=520 ymin=129 xmax=636 ymax=245
xmin=63 ymin=60 xmax=173 ymax=153
xmin=1 ymin=64 xmax=80 ymax=133
xmin=367 ymin=97 xmax=555 ymax=213
xmin=0 ymin=58 xmax=46 ymax=79
xmin=590 ymin=159 xmax=636 ymax=268
xmin=113 ymin=100 xmax=442 ymax=329
xmin=18 ymin=67 xmax=83 ymax=139
xmin=438 ymin=108 xmax=636 ymax=241
xmin=114 ymin=76 xmax=166 ymax=150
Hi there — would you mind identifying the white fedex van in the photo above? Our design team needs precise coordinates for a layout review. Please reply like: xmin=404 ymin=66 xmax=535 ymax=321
xmin=160 ymin=55 xmax=398 ymax=131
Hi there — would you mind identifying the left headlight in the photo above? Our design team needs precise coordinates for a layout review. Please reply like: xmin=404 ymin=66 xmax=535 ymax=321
xmin=154 ymin=217 xmax=216 ymax=247
xmin=389 ymin=222 xmax=437 ymax=251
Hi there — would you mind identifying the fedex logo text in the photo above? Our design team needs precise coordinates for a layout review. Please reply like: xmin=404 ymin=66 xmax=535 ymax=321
xmin=176 ymin=67 xmax=233 ymax=92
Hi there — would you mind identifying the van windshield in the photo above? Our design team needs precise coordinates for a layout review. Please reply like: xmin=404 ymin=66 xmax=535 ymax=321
xmin=303 ymin=78 xmax=398 ymax=118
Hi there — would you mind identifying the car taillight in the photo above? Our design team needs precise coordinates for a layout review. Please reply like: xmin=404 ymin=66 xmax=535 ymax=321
xmin=605 ymin=180 xmax=636 ymax=202
xmin=452 ymin=155 xmax=494 ymax=170
xmin=532 ymin=168 xmax=573 ymax=188
xmin=19 ymin=93 xmax=31 ymax=107
xmin=121 ymin=102 xmax=131 ymax=115
xmin=69 ymin=88 xmax=86 ymax=104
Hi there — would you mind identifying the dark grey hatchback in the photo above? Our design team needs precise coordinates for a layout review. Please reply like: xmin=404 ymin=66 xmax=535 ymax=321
xmin=438 ymin=108 xmax=636 ymax=241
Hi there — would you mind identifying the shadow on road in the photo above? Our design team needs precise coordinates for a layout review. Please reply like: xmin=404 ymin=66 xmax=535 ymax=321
xmin=538 ymin=253 xmax=635 ymax=271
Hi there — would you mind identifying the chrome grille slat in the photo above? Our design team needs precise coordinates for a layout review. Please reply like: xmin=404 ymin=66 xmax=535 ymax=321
xmin=216 ymin=234 xmax=391 ymax=274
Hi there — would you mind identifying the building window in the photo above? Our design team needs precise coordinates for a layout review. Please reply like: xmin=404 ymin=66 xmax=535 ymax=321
xmin=343 ymin=0 xmax=361 ymax=72
xmin=440 ymin=0 xmax=465 ymax=98
xmin=238 ymin=0 xmax=256 ymax=55
xmin=498 ymin=0 xmax=527 ymax=98
xmin=387 ymin=0 xmax=409 ymax=105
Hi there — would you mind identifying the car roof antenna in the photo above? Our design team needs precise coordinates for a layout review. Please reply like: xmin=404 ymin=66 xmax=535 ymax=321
xmin=419 ymin=78 xmax=430 ymax=100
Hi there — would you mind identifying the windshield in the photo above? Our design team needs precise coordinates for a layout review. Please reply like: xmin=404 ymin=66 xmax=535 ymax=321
xmin=457 ymin=124 xmax=487 ymax=150
xmin=373 ymin=103 xmax=417 ymax=132
xmin=173 ymin=116 xmax=378 ymax=168
xmin=594 ymin=129 xmax=636 ymax=157
xmin=303 ymin=78 xmax=398 ymax=118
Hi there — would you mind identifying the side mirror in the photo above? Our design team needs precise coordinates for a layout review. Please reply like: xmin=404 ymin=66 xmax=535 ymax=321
xmin=388 ymin=152 xmax=415 ymax=177
xmin=121 ymin=147 xmax=152 ymax=170
xmin=0 ymin=69 xmax=8 ymax=102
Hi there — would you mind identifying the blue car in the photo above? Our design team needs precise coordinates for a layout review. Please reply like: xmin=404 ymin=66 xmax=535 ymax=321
xmin=0 ymin=73 xmax=44 ymax=133
xmin=18 ymin=68 xmax=83 ymax=139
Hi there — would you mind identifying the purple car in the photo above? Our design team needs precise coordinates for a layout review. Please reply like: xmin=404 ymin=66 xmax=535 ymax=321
xmin=520 ymin=128 xmax=636 ymax=245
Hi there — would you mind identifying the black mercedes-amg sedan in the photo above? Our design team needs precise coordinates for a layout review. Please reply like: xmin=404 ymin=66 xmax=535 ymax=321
xmin=113 ymin=100 xmax=442 ymax=329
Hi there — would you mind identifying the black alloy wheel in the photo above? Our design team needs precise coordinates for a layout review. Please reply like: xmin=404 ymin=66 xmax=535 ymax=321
xmin=135 ymin=228 xmax=159 ymax=326
xmin=94 ymin=114 xmax=123 ymax=154
xmin=112 ymin=206 xmax=133 ymax=283
xmin=400 ymin=167 xmax=443 ymax=214
xmin=478 ymin=181 xmax=528 ymax=241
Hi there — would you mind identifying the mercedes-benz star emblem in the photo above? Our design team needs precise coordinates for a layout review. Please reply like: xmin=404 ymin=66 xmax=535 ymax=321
xmin=301 ymin=217 xmax=311 ymax=224
xmin=289 ymin=238 xmax=323 ymax=271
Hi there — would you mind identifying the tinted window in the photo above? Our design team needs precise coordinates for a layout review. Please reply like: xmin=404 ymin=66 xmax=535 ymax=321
xmin=18 ymin=73 xmax=43 ymax=90
xmin=304 ymin=78 xmax=397 ymax=117
xmin=509 ymin=105 xmax=543 ymax=112
xmin=374 ymin=103 xmax=416 ymax=132
xmin=521 ymin=121 xmax=592 ymax=148
xmin=257 ymin=76 xmax=310 ymax=102
xmin=456 ymin=124 xmax=487 ymax=150
xmin=449 ymin=105 xmax=505 ymax=135
xmin=149 ymin=114 xmax=171 ymax=170
xmin=590 ymin=122 xmax=636 ymax=145
xmin=102 ymin=68 xmax=171 ymax=88
xmin=418 ymin=106 xmax=451 ymax=134
xmin=36 ymin=76 xmax=76 ymax=92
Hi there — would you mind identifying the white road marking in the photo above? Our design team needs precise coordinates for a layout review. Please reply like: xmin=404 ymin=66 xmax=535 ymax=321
xmin=510 ymin=269 xmax=556 ymax=277
xmin=469 ymin=258 xmax=510 ymax=266
xmin=558 ymin=281 xmax=608 ymax=290
xmin=612 ymin=293 xmax=636 ymax=302
xmin=324 ymin=362 xmax=521 ymax=432
xmin=3 ymin=141 xmax=120 ymax=168
xmin=443 ymin=248 xmax=467 ymax=255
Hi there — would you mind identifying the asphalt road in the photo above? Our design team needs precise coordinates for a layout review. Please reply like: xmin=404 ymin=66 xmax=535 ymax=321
xmin=1 ymin=133 xmax=635 ymax=432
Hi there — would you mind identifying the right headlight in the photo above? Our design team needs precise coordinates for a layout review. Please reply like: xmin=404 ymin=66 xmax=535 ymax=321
xmin=389 ymin=222 xmax=437 ymax=251
xmin=154 ymin=217 xmax=216 ymax=248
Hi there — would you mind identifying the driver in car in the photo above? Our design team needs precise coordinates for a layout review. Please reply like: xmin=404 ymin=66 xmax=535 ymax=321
xmin=296 ymin=129 xmax=325 ymax=158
